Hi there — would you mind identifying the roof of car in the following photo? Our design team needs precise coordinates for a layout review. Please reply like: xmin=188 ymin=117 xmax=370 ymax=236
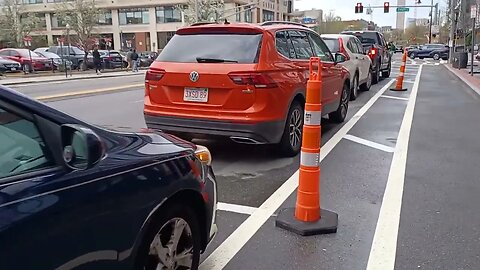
xmin=176 ymin=21 xmax=312 ymax=34
xmin=321 ymin=34 xmax=357 ymax=39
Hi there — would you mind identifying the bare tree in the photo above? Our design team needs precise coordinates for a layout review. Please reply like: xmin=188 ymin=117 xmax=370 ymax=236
xmin=0 ymin=0 xmax=40 ymax=47
xmin=56 ymin=0 xmax=101 ymax=70
xmin=178 ymin=0 xmax=225 ymax=25
xmin=322 ymin=11 xmax=345 ymax=34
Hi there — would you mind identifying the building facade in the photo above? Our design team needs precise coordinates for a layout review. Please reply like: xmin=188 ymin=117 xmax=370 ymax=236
xmin=2 ymin=0 xmax=293 ymax=51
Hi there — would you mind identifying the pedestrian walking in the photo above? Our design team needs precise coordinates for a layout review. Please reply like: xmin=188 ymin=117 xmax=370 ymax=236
xmin=126 ymin=49 xmax=133 ymax=71
xmin=92 ymin=47 xmax=102 ymax=75
xmin=131 ymin=49 xmax=139 ymax=72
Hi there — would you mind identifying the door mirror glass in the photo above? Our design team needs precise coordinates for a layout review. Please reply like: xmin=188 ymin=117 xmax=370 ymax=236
xmin=61 ymin=124 xmax=105 ymax=170
xmin=334 ymin=53 xmax=347 ymax=63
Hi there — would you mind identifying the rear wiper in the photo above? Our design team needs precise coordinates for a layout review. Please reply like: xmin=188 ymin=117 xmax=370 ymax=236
xmin=196 ymin=57 xmax=238 ymax=63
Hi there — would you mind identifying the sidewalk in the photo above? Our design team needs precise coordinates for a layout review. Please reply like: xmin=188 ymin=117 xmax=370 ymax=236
xmin=445 ymin=63 xmax=480 ymax=97
xmin=0 ymin=69 xmax=146 ymax=86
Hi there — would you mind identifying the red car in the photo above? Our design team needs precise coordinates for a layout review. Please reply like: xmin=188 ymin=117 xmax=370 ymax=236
xmin=0 ymin=48 xmax=52 ymax=72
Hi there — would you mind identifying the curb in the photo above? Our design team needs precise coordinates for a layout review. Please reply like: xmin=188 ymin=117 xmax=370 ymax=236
xmin=0 ymin=71 xmax=145 ymax=86
xmin=444 ymin=64 xmax=480 ymax=97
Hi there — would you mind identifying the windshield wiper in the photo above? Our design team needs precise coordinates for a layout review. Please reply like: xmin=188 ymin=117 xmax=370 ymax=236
xmin=196 ymin=57 xmax=238 ymax=63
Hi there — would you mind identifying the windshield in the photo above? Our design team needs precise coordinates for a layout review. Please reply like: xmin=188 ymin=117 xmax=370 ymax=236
xmin=18 ymin=50 xmax=41 ymax=58
xmin=157 ymin=33 xmax=262 ymax=63
xmin=347 ymin=32 xmax=378 ymax=44
xmin=323 ymin=38 xmax=340 ymax=53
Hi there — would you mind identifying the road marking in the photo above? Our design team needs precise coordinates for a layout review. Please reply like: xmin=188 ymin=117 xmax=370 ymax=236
xmin=217 ymin=202 xmax=258 ymax=215
xmin=132 ymin=99 xmax=144 ymax=103
xmin=35 ymin=84 xmax=143 ymax=101
xmin=366 ymin=64 xmax=423 ymax=270
xmin=381 ymin=95 xmax=409 ymax=101
xmin=344 ymin=134 xmax=395 ymax=153
xmin=199 ymin=79 xmax=396 ymax=270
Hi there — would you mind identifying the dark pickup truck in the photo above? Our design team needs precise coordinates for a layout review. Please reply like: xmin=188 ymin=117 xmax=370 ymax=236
xmin=407 ymin=44 xmax=449 ymax=60
xmin=341 ymin=30 xmax=392 ymax=84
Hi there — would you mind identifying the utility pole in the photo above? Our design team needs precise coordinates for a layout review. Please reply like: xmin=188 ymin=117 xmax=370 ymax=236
xmin=449 ymin=0 xmax=458 ymax=63
xmin=429 ymin=0 xmax=434 ymax=43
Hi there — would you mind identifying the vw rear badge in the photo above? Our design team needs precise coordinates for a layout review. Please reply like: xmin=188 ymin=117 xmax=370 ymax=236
xmin=189 ymin=71 xmax=199 ymax=82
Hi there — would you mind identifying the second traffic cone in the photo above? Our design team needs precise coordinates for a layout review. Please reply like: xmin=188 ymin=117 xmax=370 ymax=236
xmin=275 ymin=57 xmax=338 ymax=236
xmin=390 ymin=50 xmax=408 ymax=91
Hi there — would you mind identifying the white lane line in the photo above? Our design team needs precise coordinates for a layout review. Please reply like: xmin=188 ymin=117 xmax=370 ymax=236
xmin=402 ymin=81 xmax=416 ymax=84
xmin=199 ymin=79 xmax=396 ymax=270
xmin=344 ymin=134 xmax=395 ymax=153
xmin=132 ymin=99 xmax=144 ymax=103
xmin=381 ymin=95 xmax=409 ymax=101
xmin=217 ymin=202 xmax=258 ymax=215
xmin=366 ymin=64 xmax=423 ymax=270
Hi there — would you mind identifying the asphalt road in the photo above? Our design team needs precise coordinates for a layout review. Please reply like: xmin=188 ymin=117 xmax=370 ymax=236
xmin=7 ymin=53 xmax=480 ymax=270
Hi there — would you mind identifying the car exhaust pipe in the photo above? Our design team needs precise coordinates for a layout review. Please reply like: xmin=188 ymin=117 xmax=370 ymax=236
xmin=230 ymin=136 xmax=263 ymax=145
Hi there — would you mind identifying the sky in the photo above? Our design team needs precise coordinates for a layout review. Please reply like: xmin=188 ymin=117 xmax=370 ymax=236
xmin=294 ymin=0 xmax=446 ymax=27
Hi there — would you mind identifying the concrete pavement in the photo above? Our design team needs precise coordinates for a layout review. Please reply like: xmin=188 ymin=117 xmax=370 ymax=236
xmin=5 ymin=53 xmax=480 ymax=270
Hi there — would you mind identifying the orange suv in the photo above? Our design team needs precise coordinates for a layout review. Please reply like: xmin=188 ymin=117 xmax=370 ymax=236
xmin=144 ymin=21 xmax=351 ymax=156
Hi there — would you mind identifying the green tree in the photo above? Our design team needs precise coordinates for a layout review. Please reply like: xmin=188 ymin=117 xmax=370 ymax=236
xmin=0 ymin=0 xmax=40 ymax=47
xmin=56 ymin=0 xmax=101 ymax=70
xmin=178 ymin=0 xmax=225 ymax=25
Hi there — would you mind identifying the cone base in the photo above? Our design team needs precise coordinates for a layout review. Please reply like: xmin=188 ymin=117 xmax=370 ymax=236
xmin=390 ymin=87 xmax=408 ymax=92
xmin=275 ymin=208 xmax=338 ymax=236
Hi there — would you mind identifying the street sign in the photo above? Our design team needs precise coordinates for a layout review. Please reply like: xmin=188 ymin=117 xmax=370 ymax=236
xmin=471 ymin=5 xmax=477 ymax=19
xmin=396 ymin=7 xmax=409 ymax=12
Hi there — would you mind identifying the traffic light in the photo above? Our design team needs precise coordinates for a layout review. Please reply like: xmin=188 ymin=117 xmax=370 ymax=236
xmin=355 ymin=3 xmax=364 ymax=14
xmin=384 ymin=2 xmax=390 ymax=13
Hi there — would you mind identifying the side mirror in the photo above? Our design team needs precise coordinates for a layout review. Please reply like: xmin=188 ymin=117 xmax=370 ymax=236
xmin=61 ymin=124 xmax=105 ymax=170
xmin=334 ymin=53 xmax=347 ymax=64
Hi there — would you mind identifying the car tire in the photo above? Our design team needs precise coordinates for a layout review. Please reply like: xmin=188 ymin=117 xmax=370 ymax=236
xmin=372 ymin=64 xmax=380 ymax=84
xmin=381 ymin=62 xmax=391 ymax=78
xmin=22 ymin=63 xmax=32 ymax=73
xmin=360 ymin=67 xmax=372 ymax=91
xmin=350 ymin=73 xmax=359 ymax=101
xmin=433 ymin=53 xmax=440 ymax=60
xmin=329 ymin=82 xmax=349 ymax=123
xmin=409 ymin=52 xmax=416 ymax=59
xmin=279 ymin=101 xmax=303 ymax=157
xmin=134 ymin=203 xmax=201 ymax=270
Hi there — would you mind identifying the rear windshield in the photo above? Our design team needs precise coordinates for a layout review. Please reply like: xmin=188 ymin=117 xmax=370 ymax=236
xmin=348 ymin=32 xmax=378 ymax=45
xmin=322 ymin=38 xmax=340 ymax=53
xmin=157 ymin=33 xmax=263 ymax=63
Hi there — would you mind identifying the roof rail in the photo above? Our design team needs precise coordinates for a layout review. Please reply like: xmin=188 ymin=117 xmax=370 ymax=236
xmin=260 ymin=21 xmax=309 ymax=28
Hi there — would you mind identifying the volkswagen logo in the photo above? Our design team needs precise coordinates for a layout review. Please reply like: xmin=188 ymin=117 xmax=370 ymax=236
xmin=189 ymin=71 xmax=199 ymax=82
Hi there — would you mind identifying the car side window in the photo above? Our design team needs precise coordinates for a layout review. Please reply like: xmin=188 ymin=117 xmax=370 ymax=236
xmin=347 ymin=39 xmax=358 ymax=54
xmin=354 ymin=38 xmax=364 ymax=54
xmin=0 ymin=51 xmax=8 ymax=56
xmin=0 ymin=107 xmax=54 ymax=179
xmin=275 ymin=31 xmax=292 ymax=58
xmin=288 ymin=30 xmax=314 ymax=60
xmin=308 ymin=33 xmax=334 ymax=62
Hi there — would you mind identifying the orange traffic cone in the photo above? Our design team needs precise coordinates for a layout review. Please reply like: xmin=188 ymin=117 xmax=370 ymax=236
xmin=390 ymin=49 xmax=408 ymax=91
xmin=275 ymin=57 xmax=338 ymax=236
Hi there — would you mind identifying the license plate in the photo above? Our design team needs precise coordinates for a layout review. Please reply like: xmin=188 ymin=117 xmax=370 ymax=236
xmin=10 ymin=67 xmax=16 ymax=71
xmin=184 ymin=88 xmax=208 ymax=102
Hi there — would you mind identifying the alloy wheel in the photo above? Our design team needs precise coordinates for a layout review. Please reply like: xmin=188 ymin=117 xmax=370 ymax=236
xmin=289 ymin=108 xmax=303 ymax=150
xmin=146 ymin=218 xmax=194 ymax=270
xmin=340 ymin=85 xmax=349 ymax=119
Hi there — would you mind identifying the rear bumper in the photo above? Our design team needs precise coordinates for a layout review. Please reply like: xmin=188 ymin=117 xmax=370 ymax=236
xmin=144 ymin=113 xmax=285 ymax=144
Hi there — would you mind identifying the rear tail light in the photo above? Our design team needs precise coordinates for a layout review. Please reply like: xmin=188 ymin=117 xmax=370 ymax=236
xmin=145 ymin=69 xmax=165 ymax=82
xmin=228 ymin=72 xmax=278 ymax=88
xmin=338 ymin=38 xmax=351 ymax=61
xmin=368 ymin=48 xmax=377 ymax=60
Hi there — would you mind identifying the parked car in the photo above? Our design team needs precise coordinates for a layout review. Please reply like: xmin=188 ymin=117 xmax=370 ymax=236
xmin=0 ymin=48 xmax=52 ymax=72
xmin=0 ymin=56 xmax=21 ymax=73
xmin=395 ymin=45 xmax=404 ymax=53
xmin=341 ymin=30 xmax=392 ymax=84
xmin=45 ymin=45 xmax=94 ymax=69
xmin=35 ymin=51 xmax=73 ymax=70
xmin=144 ymin=22 xmax=351 ymax=156
xmin=408 ymin=44 xmax=449 ymax=60
xmin=0 ymin=85 xmax=217 ymax=270
xmin=322 ymin=34 xmax=372 ymax=100
xmin=139 ymin=51 xmax=159 ymax=67
xmin=98 ymin=49 xmax=124 ymax=69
